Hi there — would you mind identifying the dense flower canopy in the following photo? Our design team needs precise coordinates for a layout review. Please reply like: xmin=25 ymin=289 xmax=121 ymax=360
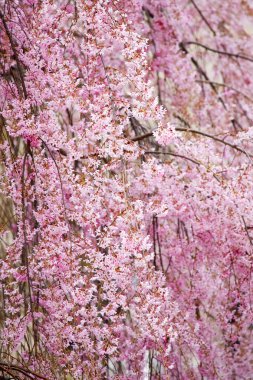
xmin=0 ymin=0 xmax=253 ymax=379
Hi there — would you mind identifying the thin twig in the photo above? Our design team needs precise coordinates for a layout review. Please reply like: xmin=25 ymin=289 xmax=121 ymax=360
xmin=0 ymin=10 xmax=27 ymax=99
xmin=21 ymin=151 xmax=37 ymax=355
xmin=196 ymin=80 xmax=253 ymax=103
xmin=179 ymin=41 xmax=227 ymax=109
xmin=189 ymin=0 xmax=216 ymax=36
xmin=39 ymin=138 xmax=72 ymax=244
xmin=184 ymin=41 xmax=253 ymax=63
xmin=144 ymin=151 xmax=201 ymax=166
xmin=0 ymin=361 xmax=48 ymax=379
xmin=176 ymin=127 xmax=252 ymax=158
xmin=132 ymin=131 xmax=153 ymax=141
xmin=242 ymin=216 xmax=253 ymax=246
xmin=134 ymin=128 xmax=252 ymax=159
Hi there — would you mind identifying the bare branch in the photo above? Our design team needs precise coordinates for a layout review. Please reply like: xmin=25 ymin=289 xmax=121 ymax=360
xmin=179 ymin=41 xmax=227 ymax=109
xmin=189 ymin=0 xmax=216 ymax=36
xmin=184 ymin=41 xmax=253 ymax=63
xmin=144 ymin=151 xmax=201 ymax=165
xmin=196 ymin=80 xmax=253 ymax=103
xmin=132 ymin=131 xmax=153 ymax=142
xmin=133 ymin=127 xmax=252 ymax=159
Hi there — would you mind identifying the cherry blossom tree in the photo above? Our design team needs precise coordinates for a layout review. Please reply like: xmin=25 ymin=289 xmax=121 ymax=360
xmin=0 ymin=0 xmax=253 ymax=379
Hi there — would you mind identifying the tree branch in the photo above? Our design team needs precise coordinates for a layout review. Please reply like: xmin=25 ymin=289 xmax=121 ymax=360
xmin=196 ymin=80 xmax=253 ymax=103
xmin=189 ymin=0 xmax=216 ymax=36
xmin=179 ymin=41 xmax=227 ymax=109
xmin=184 ymin=41 xmax=253 ymax=63
xmin=0 ymin=10 xmax=27 ymax=99
xmin=144 ymin=151 xmax=201 ymax=165
xmin=133 ymin=127 xmax=252 ymax=159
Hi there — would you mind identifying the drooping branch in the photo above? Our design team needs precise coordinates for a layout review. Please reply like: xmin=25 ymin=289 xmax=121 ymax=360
xmin=189 ymin=0 xmax=216 ymax=36
xmin=0 ymin=10 xmax=27 ymax=99
xmin=175 ymin=127 xmax=252 ymax=158
xmin=0 ymin=362 xmax=48 ymax=380
xmin=183 ymin=41 xmax=253 ymax=63
xmin=132 ymin=131 xmax=153 ymax=142
xmin=196 ymin=80 xmax=253 ymax=103
xmin=39 ymin=138 xmax=72 ymax=243
xmin=144 ymin=151 xmax=201 ymax=166
xmin=21 ymin=149 xmax=38 ymax=355
xmin=179 ymin=41 xmax=227 ymax=109
xmin=133 ymin=127 xmax=252 ymax=159
xmin=144 ymin=151 xmax=221 ymax=182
